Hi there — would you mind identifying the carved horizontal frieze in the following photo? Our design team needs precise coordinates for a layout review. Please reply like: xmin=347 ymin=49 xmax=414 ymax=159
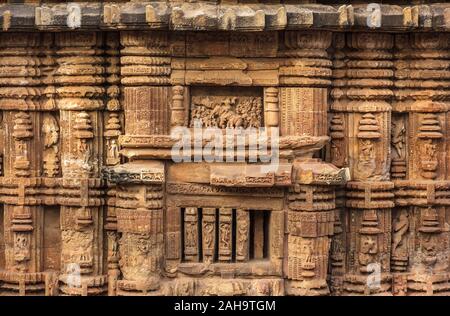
xmin=103 ymin=161 xmax=165 ymax=184
xmin=167 ymin=182 xmax=284 ymax=197
xmin=294 ymin=159 xmax=350 ymax=186
xmin=394 ymin=180 xmax=450 ymax=206
xmin=210 ymin=163 xmax=292 ymax=187
xmin=1 ymin=2 xmax=450 ymax=32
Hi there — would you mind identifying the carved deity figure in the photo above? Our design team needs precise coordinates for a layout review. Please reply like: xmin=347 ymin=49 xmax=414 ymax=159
xmin=185 ymin=221 xmax=196 ymax=248
xmin=236 ymin=215 xmax=249 ymax=258
xmin=108 ymin=139 xmax=119 ymax=161
xmin=331 ymin=237 xmax=344 ymax=263
xmin=419 ymin=139 xmax=438 ymax=178
xmin=13 ymin=233 xmax=30 ymax=263
xmin=391 ymin=121 xmax=406 ymax=159
xmin=61 ymin=230 xmax=94 ymax=275
xmin=358 ymin=235 xmax=378 ymax=272
xmin=392 ymin=211 xmax=409 ymax=257
xmin=330 ymin=140 xmax=343 ymax=166
xmin=78 ymin=139 xmax=92 ymax=171
xmin=42 ymin=115 xmax=60 ymax=177
xmin=420 ymin=234 xmax=437 ymax=268
xmin=203 ymin=222 xmax=214 ymax=249
xmin=356 ymin=139 xmax=376 ymax=179
xmin=220 ymin=222 xmax=230 ymax=249
xmin=108 ymin=232 xmax=119 ymax=259
xmin=300 ymin=239 xmax=316 ymax=277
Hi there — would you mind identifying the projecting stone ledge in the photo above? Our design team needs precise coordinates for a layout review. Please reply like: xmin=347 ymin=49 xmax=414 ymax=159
xmin=210 ymin=163 xmax=292 ymax=187
xmin=103 ymin=161 xmax=165 ymax=184
xmin=1 ymin=2 xmax=450 ymax=31
xmin=294 ymin=158 xmax=350 ymax=186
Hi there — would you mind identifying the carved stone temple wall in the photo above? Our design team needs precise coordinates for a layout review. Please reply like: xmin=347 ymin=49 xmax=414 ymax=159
xmin=0 ymin=0 xmax=449 ymax=296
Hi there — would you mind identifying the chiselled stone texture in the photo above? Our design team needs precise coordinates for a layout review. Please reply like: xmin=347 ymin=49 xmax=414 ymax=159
xmin=0 ymin=0 xmax=449 ymax=296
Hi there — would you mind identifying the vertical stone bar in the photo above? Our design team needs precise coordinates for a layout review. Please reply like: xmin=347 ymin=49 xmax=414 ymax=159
xmin=393 ymin=33 xmax=450 ymax=295
xmin=253 ymin=212 xmax=265 ymax=259
xmin=236 ymin=209 xmax=249 ymax=262
xmin=104 ymin=32 xmax=121 ymax=296
xmin=55 ymin=32 xmax=106 ymax=296
xmin=218 ymin=208 xmax=232 ymax=262
xmin=170 ymin=85 xmax=187 ymax=130
xmin=202 ymin=208 xmax=216 ymax=263
xmin=264 ymin=88 xmax=279 ymax=128
xmin=332 ymin=33 xmax=394 ymax=295
xmin=184 ymin=207 xmax=199 ymax=262
xmin=280 ymin=30 xmax=336 ymax=296
xmin=105 ymin=186 xmax=119 ymax=296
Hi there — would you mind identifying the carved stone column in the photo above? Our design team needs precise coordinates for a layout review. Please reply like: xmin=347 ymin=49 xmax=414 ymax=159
xmin=104 ymin=32 xmax=122 ymax=296
xmin=120 ymin=31 xmax=170 ymax=136
xmin=279 ymin=30 xmax=339 ymax=296
xmin=328 ymin=33 xmax=347 ymax=295
xmin=332 ymin=33 xmax=394 ymax=295
xmin=115 ymin=182 xmax=164 ymax=296
xmin=113 ymin=31 xmax=171 ymax=295
xmin=393 ymin=33 xmax=450 ymax=296
xmin=55 ymin=32 xmax=106 ymax=296
xmin=0 ymin=33 xmax=46 ymax=295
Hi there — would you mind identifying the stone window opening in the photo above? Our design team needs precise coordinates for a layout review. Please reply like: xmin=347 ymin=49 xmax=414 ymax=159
xmin=180 ymin=207 xmax=271 ymax=264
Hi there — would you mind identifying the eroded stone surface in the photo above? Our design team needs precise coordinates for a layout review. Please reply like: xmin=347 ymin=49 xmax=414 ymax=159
xmin=0 ymin=0 xmax=449 ymax=297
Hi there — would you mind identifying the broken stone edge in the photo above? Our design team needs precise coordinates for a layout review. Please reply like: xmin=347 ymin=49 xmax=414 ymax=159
xmin=0 ymin=2 xmax=449 ymax=32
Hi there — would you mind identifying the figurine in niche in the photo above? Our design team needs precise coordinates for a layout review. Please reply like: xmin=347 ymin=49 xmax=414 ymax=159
xmin=108 ymin=232 xmax=119 ymax=259
xmin=220 ymin=222 xmax=230 ymax=248
xmin=392 ymin=211 xmax=409 ymax=257
xmin=237 ymin=217 xmax=249 ymax=257
xmin=420 ymin=234 xmax=437 ymax=268
xmin=107 ymin=139 xmax=119 ymax=164
xmin=14 ymin=233 xmax=30 ymax=263
xmin=419 ymin=139 xmax=438 ymax=179
xmin=78 ymin=138 xmax=92 ymax=171
xmin=356 ymin=139 xmax=376 ymax=178
xmin=15 ymin=142 xmax=27 ymax=160
xmin=330 ymin=140 xmax=344 ymax=166
xmin=42 ymin=115 xmax=60 ymax=177
xmin=185 ymin=221 xmax=196 ymax=248
xmin=391 ymin=121 xmax=406 ymax=159
xmin=358 ymin=235 xmax=378 ymax=272
xmin=331 ymin=237 xmax=344 ymax=263
xmin=203 ymin=222 xmax=214 ymax=249
xmin=300 ymin=239 xmax=316 ymax=277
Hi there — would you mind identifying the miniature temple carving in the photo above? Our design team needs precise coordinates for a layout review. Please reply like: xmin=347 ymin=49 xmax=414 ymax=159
xmin=0 ymin=0 xmax=450 ymax=297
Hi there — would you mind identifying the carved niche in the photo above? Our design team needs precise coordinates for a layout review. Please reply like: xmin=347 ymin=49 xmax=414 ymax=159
xmin=42 ymin=113 xmax=60 ymax=177
xmin=189 ymin=87 xmax=263 ymax=129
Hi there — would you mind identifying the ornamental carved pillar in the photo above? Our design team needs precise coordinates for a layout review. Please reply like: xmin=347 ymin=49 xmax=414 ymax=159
xmin=332 ymin=33 xmax=394 ymax=295
xmin=328 ymin=32 xmax=347 ymax=295
xmin=393 ymin=33 xmax=450 ymax=296
xmin=0 ymin=33 xmax=46 ymax=295
xmin=104 ymin=32 xmax=122 ymax=296
xmin=279 ymin=30 xmax=341 ymax=296
xmin=113 ymin=31 xmax=171 ymax=295
xmin=55 ymin=32 xmax=106 ymax=296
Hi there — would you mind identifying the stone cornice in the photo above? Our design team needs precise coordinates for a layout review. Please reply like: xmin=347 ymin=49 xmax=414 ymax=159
xmin=0 ymin=2 xmax=449 ymax=32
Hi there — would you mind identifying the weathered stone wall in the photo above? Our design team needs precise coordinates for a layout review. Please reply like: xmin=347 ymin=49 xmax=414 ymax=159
xmin=0 ymin=1 xmax=449 ymax=296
